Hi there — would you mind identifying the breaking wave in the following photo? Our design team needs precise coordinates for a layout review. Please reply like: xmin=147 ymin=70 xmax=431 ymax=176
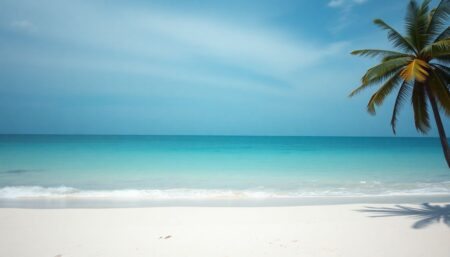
xmin=1 ymin=181 xmax=450 ymax=200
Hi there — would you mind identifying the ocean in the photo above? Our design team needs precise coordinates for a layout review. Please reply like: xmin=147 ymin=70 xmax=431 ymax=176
xmin=1 ymin=135 xmax=450 ymax=207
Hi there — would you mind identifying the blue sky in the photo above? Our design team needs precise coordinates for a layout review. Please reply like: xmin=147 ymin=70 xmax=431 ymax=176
xmin=0 ymin=0 xmax=448 ymax=136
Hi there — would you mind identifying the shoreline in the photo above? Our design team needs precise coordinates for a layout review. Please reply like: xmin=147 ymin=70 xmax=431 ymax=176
xmin=1 ymin=203 xmax=449 ymax=257
xmin=1 ymin=194 xmax=450 ymax=208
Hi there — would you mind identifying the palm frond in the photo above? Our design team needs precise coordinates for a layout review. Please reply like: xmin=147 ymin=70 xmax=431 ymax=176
xmin=434 ymin=63 xmax=450 ymax=73
xmin=382 ymin=54 xmax=414 ymax=62
xmin=433 ymin=64 xmax=450 ymax=92
xmin=434 ymin=25 xmax=450 ymax=42
xmin=434 ymin=63 xmax=450 ymax=82
xmin=435 ymin=54 xmax=450 ymax=64
xmin=362 ymin=57 xmax=411 ymax=84
xmin=428 ymin=0 xmax=450 ymax=42
xmin=405 ymin=0 xmax=431 ymax=50
xmin=351 ymin=49 xmax=410 ymax=59
xmin=349 ymin=64 xmax=405 ymax=97
xmin=351 ymin=49 xmax=414 ymax=63
xmin=367 ymin=71 xmax=403 ymax=114
xmin=412 ymin=82 xmax=431 ymax=133
xmin=429 ymin=69 xmax=450 ymax=116
xmin=400 ymin=59 xmax=430 ymax=82
xmin=421 ymin=39 xmax=450 ymax=58
xmin=391 ymin=81 xmax=412 ymax=134
xmin=374 ymin=19 xmax=418 ymax=54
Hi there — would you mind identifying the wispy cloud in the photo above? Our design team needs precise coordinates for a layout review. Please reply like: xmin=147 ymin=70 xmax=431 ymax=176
xmin=1 ymin=0 xmax=347 ymax=92
xmin=327 ymin=0 xmax=368 ymax=32
xmin=10 ymin=19 xmax=36 ymax=32
xmin=328 ymin=0 xmax=367 ymax=8
xmin=328 ymin=0 xmax=346 ymax=8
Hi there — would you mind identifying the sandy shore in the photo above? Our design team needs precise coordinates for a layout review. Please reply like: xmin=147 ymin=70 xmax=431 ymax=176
xmin=0 ymin=203 xmax=449 ymax=257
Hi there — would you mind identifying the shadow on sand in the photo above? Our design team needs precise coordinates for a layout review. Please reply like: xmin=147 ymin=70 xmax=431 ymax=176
xmin=359 ymin=203 xmax=450 ymax=229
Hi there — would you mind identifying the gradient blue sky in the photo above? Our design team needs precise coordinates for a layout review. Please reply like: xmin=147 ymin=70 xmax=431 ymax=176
xmin=0 ymin=0 xmax=448 ymax=136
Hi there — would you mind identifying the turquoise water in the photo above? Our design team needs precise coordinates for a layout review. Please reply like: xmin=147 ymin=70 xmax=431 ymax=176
xmin=0 ymin=135 xmax=450 ymax=201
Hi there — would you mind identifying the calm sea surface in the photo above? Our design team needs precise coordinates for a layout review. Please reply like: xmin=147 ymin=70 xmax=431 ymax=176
xmin=1 ymin=135 xmax=449 ymax=206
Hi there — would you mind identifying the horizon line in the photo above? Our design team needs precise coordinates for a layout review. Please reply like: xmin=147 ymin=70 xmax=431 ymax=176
xmin=0 ymin=133 xmax=442 ymax=139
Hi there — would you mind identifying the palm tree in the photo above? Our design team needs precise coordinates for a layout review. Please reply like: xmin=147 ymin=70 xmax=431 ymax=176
xmin=350 ymin=0 xmax=450 ymax=167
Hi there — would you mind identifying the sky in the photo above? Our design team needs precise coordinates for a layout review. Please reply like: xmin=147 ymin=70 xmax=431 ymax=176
xmin=0 ymin=0 xmax=448 ymax=136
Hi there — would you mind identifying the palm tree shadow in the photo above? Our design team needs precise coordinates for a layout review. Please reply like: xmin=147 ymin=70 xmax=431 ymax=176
xmin=359 ymin=203 xmax=450 ymax=229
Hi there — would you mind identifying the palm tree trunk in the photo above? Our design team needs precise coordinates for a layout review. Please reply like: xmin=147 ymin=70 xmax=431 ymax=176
xmin=425 ymin=84 xmax=450 ymax=168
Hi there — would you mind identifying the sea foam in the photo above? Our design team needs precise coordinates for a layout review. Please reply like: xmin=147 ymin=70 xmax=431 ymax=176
xmin=1 ymin=182 xmax=450 ymax=200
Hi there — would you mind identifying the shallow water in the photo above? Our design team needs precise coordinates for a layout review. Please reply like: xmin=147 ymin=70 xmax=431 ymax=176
xmin=0 ymin=135 xmax=449 ymax=205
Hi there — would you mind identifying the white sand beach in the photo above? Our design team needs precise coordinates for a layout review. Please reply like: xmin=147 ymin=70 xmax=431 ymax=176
xmin=0 ymin=203 xmax=449 ymax=257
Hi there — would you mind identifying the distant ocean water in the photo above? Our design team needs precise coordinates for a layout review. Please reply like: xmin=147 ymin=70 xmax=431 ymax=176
xmin=1 ymin=135 xmax=450 ymax=206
